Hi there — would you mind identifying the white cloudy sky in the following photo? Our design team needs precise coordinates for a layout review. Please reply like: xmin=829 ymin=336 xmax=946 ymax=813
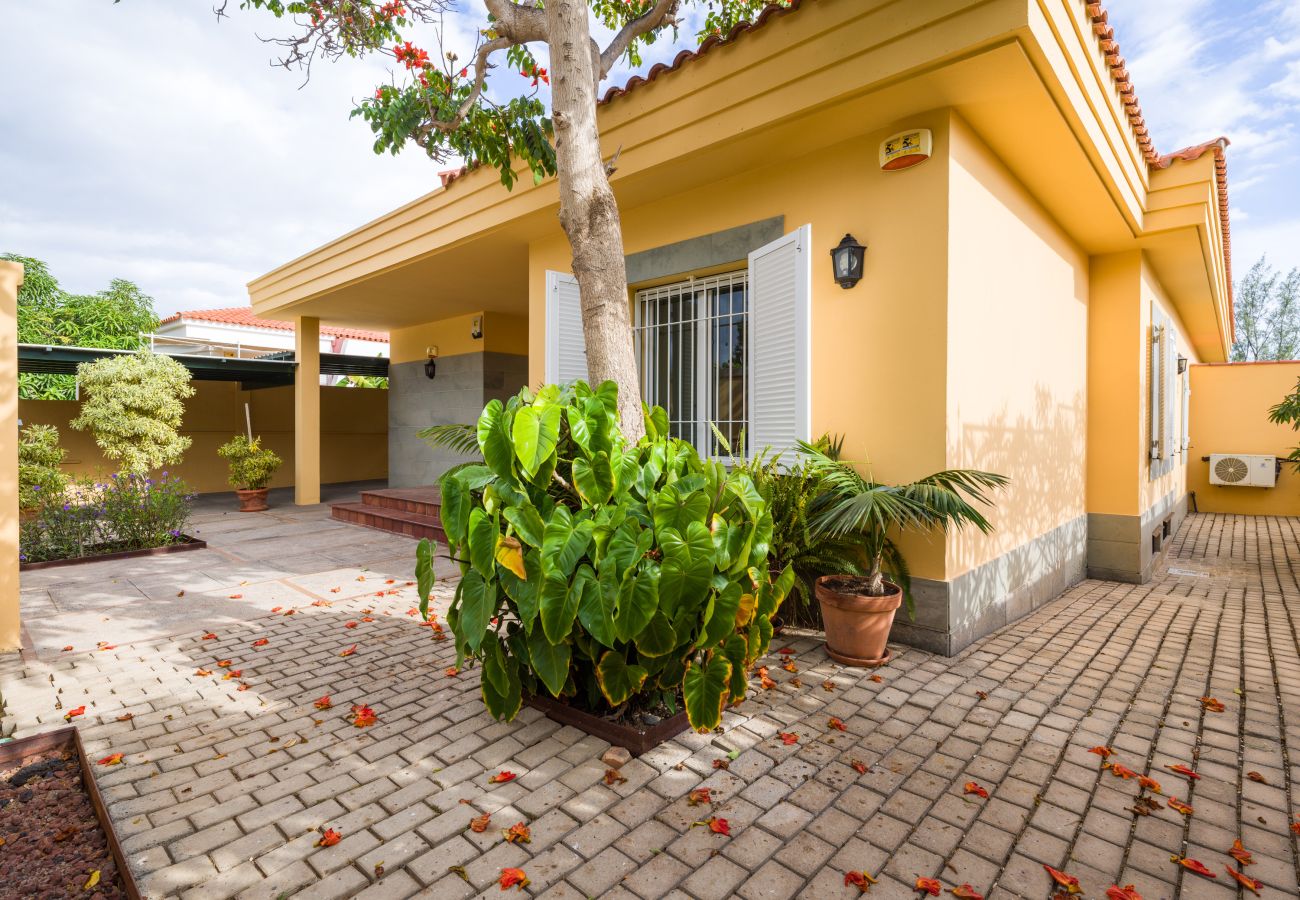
xmin=2 ymin=1 xmax=1298 ymax=316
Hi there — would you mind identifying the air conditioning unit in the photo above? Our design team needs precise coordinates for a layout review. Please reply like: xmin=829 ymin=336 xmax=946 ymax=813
xmin=1209 ymin=454 xmax=1277 ymax=487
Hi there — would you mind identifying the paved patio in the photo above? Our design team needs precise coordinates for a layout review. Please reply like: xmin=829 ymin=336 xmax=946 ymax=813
xmin=2 ymin=512 xmax=1299 ymax=899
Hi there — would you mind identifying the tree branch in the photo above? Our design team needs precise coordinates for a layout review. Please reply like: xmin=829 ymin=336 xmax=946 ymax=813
xmin=418 ymin=34 xmax=515 ymax=137
xmin=599 ymin=0 xmax=679 ymax=79
xmin=481 ymin=0 xmax=549 ymax=43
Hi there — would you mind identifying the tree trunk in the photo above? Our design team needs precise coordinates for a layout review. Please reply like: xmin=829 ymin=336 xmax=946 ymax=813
xmin=545 ymin=0 xmax=645 ymax=442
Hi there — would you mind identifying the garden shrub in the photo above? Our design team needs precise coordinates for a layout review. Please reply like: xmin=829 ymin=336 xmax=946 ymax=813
xmin=423 ymin=381 xmax=793 ymax=733
xmin=217 ymin=436 xmax=283 ymax=490
xmin=70 ymin=351 xmax=195 ymax=475
xmin=19 ymin=472 xmax=194 ymax=564
xmin=18 ymin=424 xmax=68 ymax=511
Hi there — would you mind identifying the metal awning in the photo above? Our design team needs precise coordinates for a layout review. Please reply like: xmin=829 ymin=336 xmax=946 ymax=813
xmin=18 ymin=344 xmax=388 ymax=388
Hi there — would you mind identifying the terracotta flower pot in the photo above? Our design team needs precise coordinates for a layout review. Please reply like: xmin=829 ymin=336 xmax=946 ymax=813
xmin=815 ymin=575 xmax=901 ymax=667
xmin=236 ymin=488 xmax=269 ymax=512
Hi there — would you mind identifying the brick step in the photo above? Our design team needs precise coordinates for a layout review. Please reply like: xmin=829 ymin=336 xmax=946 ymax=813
xmin=360 ymin=488 xmax=440 ymax=518
xmin=331 ymin=502 xmax=447 ymax=543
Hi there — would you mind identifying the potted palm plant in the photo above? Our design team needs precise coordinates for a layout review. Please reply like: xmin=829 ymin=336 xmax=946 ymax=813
xmin=217 ymin=436 xmax=282 ymax=512
xmin=799 ymin=441 xmax=1007 ymax=666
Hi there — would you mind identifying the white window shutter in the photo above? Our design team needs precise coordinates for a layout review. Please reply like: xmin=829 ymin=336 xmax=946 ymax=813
xmin=1149 ymin=306 xmax=1161 ymax=462
xmin=1181 ymin=369 xmax=1191 ymax=451
xmin=747 ymin=224 xmax=812 ymax=459
xmin=545 ymin=271 xmax=588 ymax=384
xmin=1164 ymin=327 xmax=1177 ymax=460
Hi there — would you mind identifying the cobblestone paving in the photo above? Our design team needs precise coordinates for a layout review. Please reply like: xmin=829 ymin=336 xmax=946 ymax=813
xmin=2 ymin=513 xmax=1299 ymax=899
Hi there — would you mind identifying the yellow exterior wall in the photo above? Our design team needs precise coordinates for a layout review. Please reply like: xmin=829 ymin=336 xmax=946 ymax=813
xmin=18 ymin=382 xmax=387 ymax=494
xmin=1189 ymin=362 xmax=1300 ymax=516
xmin=944 ymin=114 xmax=1088 ymax=578
xmin=1 ymin=260 xmax=22 ymax=652
xmin=529 ymin=111 xmax=953 ymax=578
xmin=390 ymin=311 xmax=529 ymax=364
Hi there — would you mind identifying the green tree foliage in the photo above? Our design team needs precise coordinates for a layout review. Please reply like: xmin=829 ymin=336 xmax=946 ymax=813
xmin=3 ymin=254 xmax=160 ymax=399
xmin=414 ymin=380 xmax=794 ymax=732
xmin=1267 ymin=378 xmax=1300 ymax=477
xmin=17 ymin=424 xmax=69 ymax=510
xmin=1232 ymin=256 xmax=1300 ymax=361
xmin=70 ymin=352 xmax=196 ymax=475
xmin=217 ymin=435 xmax=284 ymax=490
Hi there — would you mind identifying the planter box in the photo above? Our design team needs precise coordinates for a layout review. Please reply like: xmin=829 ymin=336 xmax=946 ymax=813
xmin=0 ymin=726 xmax=142 ymax=899
xmin=524 ymin=693 xmax=691 ymax=756
xmin=20 ymin=535 xmax=206 ymax=572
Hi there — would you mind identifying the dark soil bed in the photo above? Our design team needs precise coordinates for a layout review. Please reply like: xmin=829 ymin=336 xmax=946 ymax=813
xmin=0 ymin=748 xmax=128 ymax=898
xmin=19 ymin=535 xmax=206 ymax=571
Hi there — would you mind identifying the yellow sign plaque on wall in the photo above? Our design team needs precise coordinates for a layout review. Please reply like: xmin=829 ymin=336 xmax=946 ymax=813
xmin=879 ymin=129 xmax=932 ymax=171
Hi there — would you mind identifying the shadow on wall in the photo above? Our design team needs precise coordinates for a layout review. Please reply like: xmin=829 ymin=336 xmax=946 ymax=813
xmin=946 ymin=386 xmax=1087 ymax=634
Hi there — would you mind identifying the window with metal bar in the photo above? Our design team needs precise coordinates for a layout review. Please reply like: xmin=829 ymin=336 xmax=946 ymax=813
xmin=634 ymin=271 xmax=747 ymax=457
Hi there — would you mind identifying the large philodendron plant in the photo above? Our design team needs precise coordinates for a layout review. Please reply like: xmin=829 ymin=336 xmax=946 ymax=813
xmin=797 ymin=440 xmax=1008 ymax=617
xmin=415 ymin=381 xmax=793 ymax=733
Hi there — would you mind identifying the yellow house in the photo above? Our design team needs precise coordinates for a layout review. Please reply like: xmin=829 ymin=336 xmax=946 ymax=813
xmin=242 ymin=0 xmax=1232 ymax=655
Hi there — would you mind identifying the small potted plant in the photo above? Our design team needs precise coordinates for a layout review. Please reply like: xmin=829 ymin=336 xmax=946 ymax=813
xmin=217 ymin=436 xmax=282 ymax=512
xmin=799 ymin=441 xmax=1007 ymax=666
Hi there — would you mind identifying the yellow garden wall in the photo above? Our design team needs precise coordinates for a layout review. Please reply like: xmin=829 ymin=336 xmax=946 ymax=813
xmin=527 ymin=111 xmax=953 ymax=579
xmin=19 ymin=382 xmax=387 ymax=494
xmin=1189 ymin=362 xmax=1300 ymax=516
xmin=944 ymin=114 xmax=1088 ymax=579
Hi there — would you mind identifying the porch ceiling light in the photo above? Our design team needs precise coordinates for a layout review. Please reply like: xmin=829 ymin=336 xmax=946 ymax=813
xmin=831 ymin=233 xmax=866 ymax=289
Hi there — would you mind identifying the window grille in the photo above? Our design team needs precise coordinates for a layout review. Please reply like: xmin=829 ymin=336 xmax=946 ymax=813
xmin=634 ymin=271 xmax=747 ymax=457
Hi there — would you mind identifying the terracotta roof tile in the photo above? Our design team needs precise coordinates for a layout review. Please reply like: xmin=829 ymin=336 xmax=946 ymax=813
xmin=159 ymin=307 xmax=388 ymax=343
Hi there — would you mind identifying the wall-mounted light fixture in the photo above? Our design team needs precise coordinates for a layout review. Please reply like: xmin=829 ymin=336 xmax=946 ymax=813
xmin=1177 ymin=355 xmax=1188 ymax=375
xmin=471 ymin=316 xmax=483 ymax=340
xmin=830 ymin=234 xmax=866 ymax=290
xmin=424 ymin=345 xmax=438 ymax=380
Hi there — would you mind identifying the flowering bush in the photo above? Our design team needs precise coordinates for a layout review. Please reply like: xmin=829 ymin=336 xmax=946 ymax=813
xmin=18 ymin=424 xmax=68 ymax=511
xmin=217 ymin=436 xmax=283 ymax=490
xmin=19 ymin=472 xmax=195 ymax=564
xmin=417 ymin=381 xmax=793 ymax=733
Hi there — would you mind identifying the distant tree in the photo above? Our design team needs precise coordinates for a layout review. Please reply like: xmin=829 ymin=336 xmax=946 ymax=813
xmin=3 ymin=254 xmax=161 ymax=399
xmin=1232 ymin=256 xmax=1300 ymax=361
xmin=71 ymin=352 xmax=195 ymax=475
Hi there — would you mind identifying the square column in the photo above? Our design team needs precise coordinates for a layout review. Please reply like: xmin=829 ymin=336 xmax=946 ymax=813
xmin=0 ymin=261 xmax=23 ymax=650
xmin=295 ymin=316 xmax=321 ymax=506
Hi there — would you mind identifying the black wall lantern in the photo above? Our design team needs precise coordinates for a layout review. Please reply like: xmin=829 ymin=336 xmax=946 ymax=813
xmin=424 ymin=346 xmax=438 ymax=380
xmin=1177 ymin=355 xmax=1188 ymax=375
xmin=830 ymin=233 xmax=866 ymax=289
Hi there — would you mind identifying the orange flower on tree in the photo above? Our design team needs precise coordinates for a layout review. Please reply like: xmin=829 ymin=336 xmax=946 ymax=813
xmin=502 ymin=822 xmax=531 ymax=844
xmin=488 ymin=771 xmax=517 ymax=784
xmin=350 ymin=705 xmax=378 ymax=728
xmin=688 ymin=788 xmax=712 ymax=806
xmin=499 ymin=868 xmax=529 ymax=891
xmin=915 ymin=877 xmax=942 ymax=896
xmin=316 ymin=828 xmax=342 ymax=847
xmin=469 ymin=813 xmax=491 ymax=833
xmin=950 ymin=885 xmax=983 ymax=899
xmin=778 ymin=732 xmax=798 ymax=745
xmin=314 ymin=695 xmax=332 ymax=710
xmin=963 ymin=782 xmax=989 ymax=799
xmin=97 ymin=753 xmax=123 ymax=766
xmin=1228 ymin=839 xmax=1253 ymax=866
xmin=1170 ymin=856 xmax=1215 ymax=878
xmin=1043 ymin=865 xmax=1081 ymax=894
xmin=1225 ymin=864 xmax=1263 ymax=895
xmin=1105 ymin=886 xmax=1143 ymax=900
xmin=844 ymin=870 xmax=876 ymax=893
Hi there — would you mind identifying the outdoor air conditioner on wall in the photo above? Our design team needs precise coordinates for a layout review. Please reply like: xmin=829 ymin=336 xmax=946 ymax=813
xmin=1209 ymin=454 xmax=1277 ymax=487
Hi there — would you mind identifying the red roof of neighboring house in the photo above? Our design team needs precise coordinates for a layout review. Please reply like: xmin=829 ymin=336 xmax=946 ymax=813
xmin=159 ymin=307 xmax=388 ymax=342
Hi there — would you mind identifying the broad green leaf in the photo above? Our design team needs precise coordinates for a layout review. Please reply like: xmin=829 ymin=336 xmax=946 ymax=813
xmin=771 ymin=565 xmax=795 ymax=615
xmin=683 ymin=652 xmax=732 ymax=732
xmin=527 ymin=627 xmax=571 ymax=697
xmin=652 ymin=483 xmax=711 ymax=534
xmin=722 ymin=633 xmax=749 ymax=700
xmin=572 ymin=451 xmax=614 ymax=505
xmin=503 ymin=504 xmax=546 ymax=548
xmin=494 ymin=535 xmax=527 ymax=579
xmin=699 ymin=580 xmax=743 ymax=649
xmin=482 ymin=635 xmax=510 ymax=698
xmin=542 ymin=507 xmax=593 ymax=579
xmin=481 ymin=639 xmax=522 ymax=720
xmin=734 ymin=590 xmax=757 ymax=628
xmin=593 ymin=380 xmax=620 ymax=418
xmin=512 ymin=404 xmax=562 ymax=479
xmin=579 ymin=561 xmax=619 ymax=648
xmin=616 ymin=565 xmax=659 ymax=642
xmin=644 ymin=404 xmax=669 ymax=440
xmin=567 ymin=404 xmax=593 ymax=454
xmin=467 ymin=508 xmax=497 ymax=578
xmin=456 ymin=570 xmax=497 ymax=653
xmin=415 ymin=537 xmax=436 ymax=621
xmin=635 ymin=611 xmax=677 ymax=658
xmin=455 ymin=465 xmax=496 ymax=490
xmin=540 ymin=565 xmax=591 ymax=644
xmin=438 ymin=472 xmax=471 ymax=549
xmin=725 ymin=472 xmax=766 ymax=521
xmin=478 ymin=400 xmax=516 ymax=483
xmin=605 ymin=518 xmax=644 ymax=573
xmin=500 ymin=548 xmax=542 ymax=631
xmin=658 ymin=521 xmax=715 ymax=621
xmin=595 ymin=651 xmax=648 ymax=707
